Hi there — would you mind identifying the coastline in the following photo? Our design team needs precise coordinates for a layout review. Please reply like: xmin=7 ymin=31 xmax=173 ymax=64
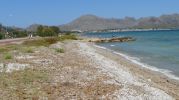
xmin=0 ymin=39 xmax=178 ymax=99
xmin=94 ymin=44 xmax=179 ymax=81
xmin=85 ymin=28 xmax=179 ymax=34
xmin=82 ymin=41 xmax=179 ymax=99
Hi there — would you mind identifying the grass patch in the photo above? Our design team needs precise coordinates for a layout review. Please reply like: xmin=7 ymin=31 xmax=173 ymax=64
xmin=58 ymin=34 xmax=78 ymax=41
xmin=24 ymin=47 xmax=34 ymax=53
xmin=23 ymin=34 xmax=78 ymax=47
xmin=0 ymin=68 xmax=49 ymax=99
xmin=23 ymin=37 xmax=58 ymax=47
xmin=0 ymin=47 xmax=7 ymax=53
xmin=4 ymin=53 xmax=12 ymax=60
xmin=0 ymin=34 xmax=77 ymax=55
xmin=0 ymin=45 xmax=19 ymax=53
xmin=0 ymin=69 xmax=48 ymax=86
xmin=55 ymin=48 xmax=64 ymax=53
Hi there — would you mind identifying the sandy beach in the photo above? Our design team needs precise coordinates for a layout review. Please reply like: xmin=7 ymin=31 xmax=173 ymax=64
xmin=77 ymin=41 xmax=179 ymax=99
xmin=0 ymin=40 xmax=179 ymax=99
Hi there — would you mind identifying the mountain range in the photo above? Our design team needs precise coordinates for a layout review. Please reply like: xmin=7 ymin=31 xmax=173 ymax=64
xmin=59 ymin=14 xmax=179 ymax=31
xmin=24 ymin=13 xmax=179 ymax=32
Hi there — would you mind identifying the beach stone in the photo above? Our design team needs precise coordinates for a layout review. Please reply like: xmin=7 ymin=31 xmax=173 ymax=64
xmin=5 ymin=63 xmax=29 ymax=72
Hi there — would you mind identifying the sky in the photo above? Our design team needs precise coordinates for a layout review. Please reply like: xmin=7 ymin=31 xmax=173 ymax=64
xmin=0 ymin=0 xmax=179 ymax=28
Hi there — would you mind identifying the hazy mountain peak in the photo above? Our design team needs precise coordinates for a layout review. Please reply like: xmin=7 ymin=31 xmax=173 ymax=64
xmin=70 ymin=14 xmax=101 ymax=24
xmin=79 ymin=14 xmax=98 ymax=18
xmin=59 ymin=13 xmax=179 ymax=32
xmin=60 ymin=14 xmax=135 ymax=31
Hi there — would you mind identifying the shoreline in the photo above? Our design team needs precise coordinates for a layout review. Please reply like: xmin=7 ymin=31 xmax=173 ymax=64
xmin=85 ymin=28 xmax=179 ymax=34
xmin=0 ymin=39 xmax=178 ymax=99
xmin=77 ymin=41 xmax=179 ymax=99
xmin=94 ymin=44 xmax=179 ymax=81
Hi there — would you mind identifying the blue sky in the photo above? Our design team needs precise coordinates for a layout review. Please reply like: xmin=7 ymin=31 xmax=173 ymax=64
xmin=0 ymin=0 xmax=179 ymax=27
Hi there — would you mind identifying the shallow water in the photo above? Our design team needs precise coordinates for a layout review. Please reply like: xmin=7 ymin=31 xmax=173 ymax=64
xmin=84 ymin=30 xmax=179 ymax=79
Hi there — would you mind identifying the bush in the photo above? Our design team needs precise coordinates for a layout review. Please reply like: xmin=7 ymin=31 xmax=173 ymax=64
xmin=12 ymin=30 xmax=27 ymax=38
xmin=37 ymin=26 xmax=60 ymax=37
xmin=24 ymin=47 xmax=34 ymax=53
xmin=4 ymin=53 xmax=12 ymax=60
xmin=0 ymin=33 xmax=4 ymax=39
xmin=45 ymin=37 xmax=58 ymax=44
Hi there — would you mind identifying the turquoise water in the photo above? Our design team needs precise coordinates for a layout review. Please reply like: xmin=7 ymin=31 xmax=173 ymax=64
xmin=84 ymin=30 xmax=179 ymax=79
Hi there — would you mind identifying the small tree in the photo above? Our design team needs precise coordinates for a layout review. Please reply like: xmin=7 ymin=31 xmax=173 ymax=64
xmin=37 ymin=25 xmax=44 ymax=36
xmin=49 ymin=26 xmax=60 ymax=35
xmin=42 ymin=28 xmax=54 ymax=36
xmin=0 ymin=33 xmax=4 ymax=39
xmin=36 ymin=25 xmax=60 ymax=37
xmin=12 ymin=30 xmax=27 ymax=38
xmin=0 ymin=24 xmax=2 ymax=32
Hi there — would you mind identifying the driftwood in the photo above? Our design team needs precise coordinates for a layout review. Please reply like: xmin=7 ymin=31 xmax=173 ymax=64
xmin=89 ymin=37 xmax=135 ymax=43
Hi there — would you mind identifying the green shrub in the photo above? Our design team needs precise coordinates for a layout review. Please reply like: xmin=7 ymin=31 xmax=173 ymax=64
xmin=44 ymin=37 xmax=58 ymax=44
xmin=11 ymin=30 xmax=27 ymax=38
xmin=0 ymin=33 xmax=4 ymax=39
xmin=25 ymin=47 xmax=34 ymax=53
xmin=37 ymin=25 xmax=59 ymax=37
xmin=4 ymin=53 xmax=12 ymax=60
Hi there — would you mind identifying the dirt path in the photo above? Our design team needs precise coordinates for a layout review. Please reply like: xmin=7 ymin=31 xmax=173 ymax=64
xmin=0 ymin=38 xmax=29 ymax=46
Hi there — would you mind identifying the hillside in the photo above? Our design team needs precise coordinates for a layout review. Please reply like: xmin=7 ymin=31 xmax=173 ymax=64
xmin=59 ymin=15 xmax=136 ymax=31
xmin=59 ymin=14 xmax=179 ymax=31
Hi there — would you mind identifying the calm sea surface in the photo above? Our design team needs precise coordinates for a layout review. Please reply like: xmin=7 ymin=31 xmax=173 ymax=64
xmin=84 ymin=30 xmax=179 ymax=79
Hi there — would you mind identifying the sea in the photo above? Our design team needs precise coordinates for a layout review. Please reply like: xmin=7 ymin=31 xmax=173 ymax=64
xmin=83 ymin=30 xmax=179 ymax=80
